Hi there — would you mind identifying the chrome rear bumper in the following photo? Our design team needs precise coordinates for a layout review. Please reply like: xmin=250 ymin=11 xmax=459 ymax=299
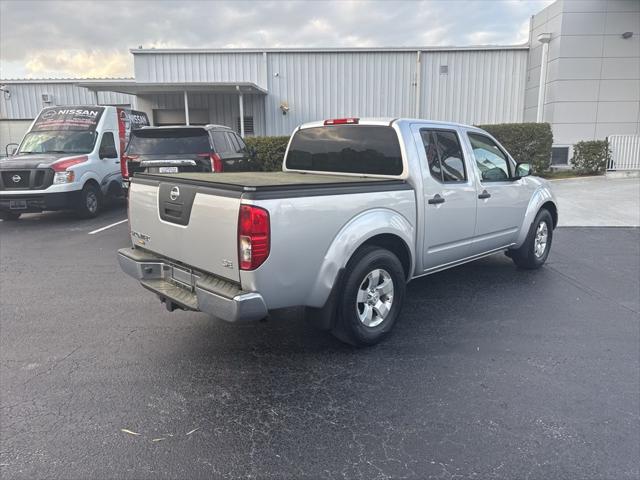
xmin=118 ymin=247 xmax=268 ymax=323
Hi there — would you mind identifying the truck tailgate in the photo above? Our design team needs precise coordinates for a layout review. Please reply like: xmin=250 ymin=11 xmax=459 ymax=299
xmin=128 ymin=177 xmax=241 ymax=282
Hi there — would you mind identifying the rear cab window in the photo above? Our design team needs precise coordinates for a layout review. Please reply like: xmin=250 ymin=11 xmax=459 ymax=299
xmin=420 ymin=129 xmax=467 ymax=183
xmin=127 ymin=128 xmax=210 ymax=155
xmin=285 ymin=125 xmax=403 ymax=176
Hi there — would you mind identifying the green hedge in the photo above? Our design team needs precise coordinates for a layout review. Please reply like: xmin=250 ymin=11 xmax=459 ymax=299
xmin=571 ymin=140 xmax=610 ymax=175
xmin=477 ymin=122 xmax=553 ymax=174
xmin=245 ymin=136 xmax=290 ymax=171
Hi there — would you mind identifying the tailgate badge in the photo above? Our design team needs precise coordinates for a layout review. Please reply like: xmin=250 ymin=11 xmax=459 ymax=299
xmin=169 ymin=186 xmax=180 ymax=201
xmin=222 ymin=259 xmax=233 ymax=269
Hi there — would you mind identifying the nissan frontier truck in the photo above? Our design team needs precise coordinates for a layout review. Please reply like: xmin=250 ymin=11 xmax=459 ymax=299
xmin=118 ymin=118 xmax=558 ymax=346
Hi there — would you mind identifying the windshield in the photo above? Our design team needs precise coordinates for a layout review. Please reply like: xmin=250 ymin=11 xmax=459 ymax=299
xmin=19 ymin=131 xmax=97 ymax=154
xmin=127 ymin=129 xmax=210 ymax=155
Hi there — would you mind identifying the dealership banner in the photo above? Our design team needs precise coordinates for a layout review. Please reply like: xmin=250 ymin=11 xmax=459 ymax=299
xmin=32 ymin=107 xmax=105 ymax=131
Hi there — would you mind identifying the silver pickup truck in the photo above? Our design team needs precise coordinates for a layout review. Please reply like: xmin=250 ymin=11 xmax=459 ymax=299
xmin=119 ymin=118 xmax=558 ymax=346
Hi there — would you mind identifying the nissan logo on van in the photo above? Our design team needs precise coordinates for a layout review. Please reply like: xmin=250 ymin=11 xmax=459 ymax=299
xmin=12 ymin=174 xmax=22 ymax=183
xmin=169 ymin=186 xmax=180 ymax=201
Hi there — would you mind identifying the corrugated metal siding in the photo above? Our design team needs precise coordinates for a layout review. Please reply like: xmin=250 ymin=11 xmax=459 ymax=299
xmin=264 ymin=51 xmax=417 ymax=136
xmin=134 ymin=52 xmax=266 ymax=87
xmin=420 ymin=49 xmax=528 ymax=124
xmin=0 ymin=83 xmax=134 ymax=119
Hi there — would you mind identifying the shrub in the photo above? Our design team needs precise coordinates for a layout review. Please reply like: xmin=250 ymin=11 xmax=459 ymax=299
xmin=245 ymin=136 xmax=290 ymax=171
xmin=477 ymin=122 xmax=553 ymax=175
xmin=571 ymin=140 xmax=610 ymax=175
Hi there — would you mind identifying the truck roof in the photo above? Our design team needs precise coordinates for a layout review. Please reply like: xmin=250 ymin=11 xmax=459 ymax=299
xmin=298 ymin=117 xmax=485 ymax=132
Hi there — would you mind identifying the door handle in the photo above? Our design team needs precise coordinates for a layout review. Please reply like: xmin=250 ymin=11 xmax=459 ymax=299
xmin=115 ymin=161 xmax=120 ymax=164
xmin=478 ymin=190 xmax=491 ymax=199
xmin=428 ymin=194 xmax=445 ymax=205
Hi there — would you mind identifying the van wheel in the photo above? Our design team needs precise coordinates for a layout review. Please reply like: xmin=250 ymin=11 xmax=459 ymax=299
xmin=0 ymin=211 xmax=21 ymax=221
xmin=77 ymin=183 xmax=101 ymax=218
xmin=510 ymin=209 xmax=553 ymax=269
xmin=331 ymin=246 xmax=406 ymax=346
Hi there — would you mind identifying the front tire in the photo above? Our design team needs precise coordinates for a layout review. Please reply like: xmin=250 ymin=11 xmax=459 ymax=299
xmin=0 ymin=211 xmax=21 ymax=221
xmin=510 ymin=209 xmax=553 ymax=269
xmin=332 ymin=246 xmax=406 ymax=346
xmin=77 ymin=183 xmax=101 ymax=218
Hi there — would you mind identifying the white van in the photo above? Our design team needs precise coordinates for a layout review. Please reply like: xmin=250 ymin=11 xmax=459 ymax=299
xmin=0 ymin=106 xmax=149 ymax=220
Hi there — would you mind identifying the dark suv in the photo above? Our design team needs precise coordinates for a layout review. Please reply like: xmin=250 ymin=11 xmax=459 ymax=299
xmin=123 ymin=125 xmax=256 ymax=181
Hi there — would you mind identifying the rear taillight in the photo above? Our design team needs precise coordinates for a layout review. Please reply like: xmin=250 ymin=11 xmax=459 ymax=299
xmin=324 ymin=118 xmax=359 ymax=125
xmin=51 ymin=155 xmax=88 ymax=172
xmin=198 ymin=153 xmax=223 ymax=172
xmin=122 ymin=154 xmax=139 ymax=179
xmin=238 ymin=205 xmax=270 ymax=270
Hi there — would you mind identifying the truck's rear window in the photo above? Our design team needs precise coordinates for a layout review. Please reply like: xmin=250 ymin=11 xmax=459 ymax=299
xmin=286 ymin=126 xmax=403 ymax=175
xmin=127 ymin=128 xmax=210 ymax=155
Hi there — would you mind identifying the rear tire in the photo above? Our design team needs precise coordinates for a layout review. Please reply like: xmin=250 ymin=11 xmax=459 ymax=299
xmin=77 ymin=183 xmax=101 ymax=218
xmin=331 ymin=246 xmax=406 ymax=346
xmin=0 ymin=211 xmax=21 ymax=221
xmin=510 ymin=209 xmax=553 ymax=269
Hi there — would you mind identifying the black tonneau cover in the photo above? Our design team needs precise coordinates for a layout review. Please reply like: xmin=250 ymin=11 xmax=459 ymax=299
xmin=133 ymin=171 xmax=411 ymax=200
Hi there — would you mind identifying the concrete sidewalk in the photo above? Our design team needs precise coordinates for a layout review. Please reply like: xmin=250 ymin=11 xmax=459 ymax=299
xmin=550 ymin=176 xmax=640 ymax=227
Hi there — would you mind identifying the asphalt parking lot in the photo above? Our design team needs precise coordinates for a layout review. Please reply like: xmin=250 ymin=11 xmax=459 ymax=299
xmin=1 ymin=206 xmax=639 ymax=479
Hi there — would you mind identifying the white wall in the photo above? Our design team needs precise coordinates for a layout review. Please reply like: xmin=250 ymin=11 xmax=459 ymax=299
xmin=0 ymin=119 xmax=32 ymax=156
xmin=527 ymin=0 xmax=640 ymax=145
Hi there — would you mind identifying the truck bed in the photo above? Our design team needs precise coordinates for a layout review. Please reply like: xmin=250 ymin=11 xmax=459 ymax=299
xmin=134 ymin=171 xmax=408 ymax=196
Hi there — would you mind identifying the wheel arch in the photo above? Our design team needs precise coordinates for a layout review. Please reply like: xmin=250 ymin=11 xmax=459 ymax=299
xmin=514 ymin=186 xmax=558 ymax=247
xmin=305 ymin=207 xmax=415 ymax=309
xmin=541 ymin=200 xmax=558 ymax=229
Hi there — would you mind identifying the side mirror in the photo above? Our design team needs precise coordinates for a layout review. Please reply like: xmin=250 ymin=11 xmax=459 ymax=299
xmin=100 ymin=146 xmax=118 ymax=159
xmin=5 ymin=143 xmax=18 ymax=157
xmin=515 ymin=163 xmax=531 ymax=178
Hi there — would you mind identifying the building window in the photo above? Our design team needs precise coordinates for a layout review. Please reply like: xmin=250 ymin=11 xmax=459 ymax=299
xmin=236 ymin=116 xmax=254 ymax=135
xmin=551 ymin=147 xmax=570 ymax=165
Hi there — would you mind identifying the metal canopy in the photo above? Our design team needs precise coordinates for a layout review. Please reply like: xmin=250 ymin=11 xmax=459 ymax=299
xmin=76 ymin=81 xmax=268 ymax=96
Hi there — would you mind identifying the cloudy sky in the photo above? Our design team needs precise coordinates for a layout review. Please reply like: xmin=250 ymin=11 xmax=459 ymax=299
xmin=0 ymin=0 xmax=552 ymax=79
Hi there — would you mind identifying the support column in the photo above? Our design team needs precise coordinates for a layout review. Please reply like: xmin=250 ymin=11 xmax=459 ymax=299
xmin=183 ymin=90 xmax=190 ymax=125
xmin=536 ymin=33 xmax=552 ymax=123
xmin=238 ymin=87 xmax=245 ymax=137
xmin=415 ymin=50 xmax=421 ymax=118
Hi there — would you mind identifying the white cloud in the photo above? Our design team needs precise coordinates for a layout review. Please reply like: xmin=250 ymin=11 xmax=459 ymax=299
xmin=0 ymin=0 xmax=555 ymax=78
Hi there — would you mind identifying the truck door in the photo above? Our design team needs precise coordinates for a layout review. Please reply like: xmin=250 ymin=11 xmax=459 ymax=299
xmin=465 ymin=132 xmax=530 ymax=255
xmin=412 ymin=126 xmax=477 ymax=271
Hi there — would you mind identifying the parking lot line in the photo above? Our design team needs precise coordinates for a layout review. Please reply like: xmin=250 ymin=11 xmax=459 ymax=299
xmin=88 ymin=219 xmax=128 ymax=235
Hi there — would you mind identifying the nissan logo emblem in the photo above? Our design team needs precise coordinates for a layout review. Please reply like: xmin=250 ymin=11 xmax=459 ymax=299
xmin=169 ymin=186 xmax=180 ymax=201
xmin=11 ymin=174 xmax=21 ymax=183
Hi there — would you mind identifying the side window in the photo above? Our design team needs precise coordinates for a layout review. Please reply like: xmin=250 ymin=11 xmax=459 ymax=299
xmin=225 ymin=132 xmax=242 ymax=154
xmin=421 ymin=130 xmax=442 ymax=181
xmin=468 ymin=133 xmax=510 ymax=182
xmin=212 ymin=131 xmax=232 ymax=154
xmin=435 ymin=131 xmax=466 ymax=182
xmin=234 ymin=133 xmax=248 ymax=153
xmin=99 ymin=132 xmax=117 ymax=157
xmin=420 ymin=129 xmax=467 ymax=183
